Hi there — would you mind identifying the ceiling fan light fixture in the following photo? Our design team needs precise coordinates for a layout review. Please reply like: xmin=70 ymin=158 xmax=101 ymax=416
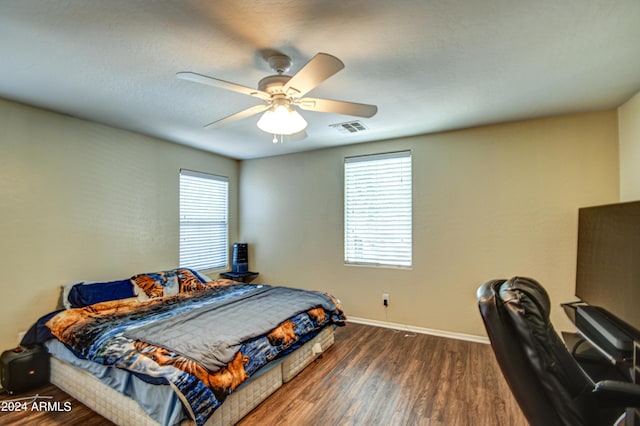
xmin=256 ymin=104 xmax=308 ymax=136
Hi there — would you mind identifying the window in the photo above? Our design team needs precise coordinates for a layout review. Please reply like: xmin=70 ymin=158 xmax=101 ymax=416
xmin=179 ymin=169 xmax=228 ymax=270
xmin=344 ymin=151 xmax=412 ymax=267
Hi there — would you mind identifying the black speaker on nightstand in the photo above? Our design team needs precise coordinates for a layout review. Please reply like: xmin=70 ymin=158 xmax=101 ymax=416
xmin=222 ymin=242 xmax=258 ymax=283
xmin=232 ymin=242 xmax=248 ymax=273
xmin=1 ymin=345 xmax=49 ymax=394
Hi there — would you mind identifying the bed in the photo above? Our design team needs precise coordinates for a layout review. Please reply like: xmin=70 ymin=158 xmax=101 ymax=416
xmin=23 ymin=268 xmax=346 ymax=426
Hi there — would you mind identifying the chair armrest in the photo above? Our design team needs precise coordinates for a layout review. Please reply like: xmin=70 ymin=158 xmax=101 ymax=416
xmin=593 ymin=380 xmax=640 ymax=408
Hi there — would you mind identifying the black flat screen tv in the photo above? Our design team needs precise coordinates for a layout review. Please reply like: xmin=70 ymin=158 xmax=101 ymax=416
xmin=576 ymin=200 xmax=640 ymax=334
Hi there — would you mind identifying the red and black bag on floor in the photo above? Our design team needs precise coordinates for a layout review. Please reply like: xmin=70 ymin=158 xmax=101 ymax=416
xmin=1 ymin=345 xmax=49 ymax=394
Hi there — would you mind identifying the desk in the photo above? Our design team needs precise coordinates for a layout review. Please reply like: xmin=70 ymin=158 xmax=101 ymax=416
xmin=561 ymin=302 xmax=640 ymax=426
xmin=631 ymin=342 xmax=640 ymax=426
xmin=562 ymin=302 xmax=640 ymax=424
xmin=561 ymin=302 xmax=635 ymax=372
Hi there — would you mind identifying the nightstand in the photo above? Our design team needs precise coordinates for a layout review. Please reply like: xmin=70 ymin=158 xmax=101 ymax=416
xmin=219 ymin=271 xmax=259 ymax=283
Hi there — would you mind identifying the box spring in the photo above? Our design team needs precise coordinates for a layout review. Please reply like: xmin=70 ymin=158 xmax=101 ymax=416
xmin=50 ymin=326 xmax=334 ymax=425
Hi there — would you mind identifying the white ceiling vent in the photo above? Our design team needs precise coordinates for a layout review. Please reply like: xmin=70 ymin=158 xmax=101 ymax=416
xmin=330 ymin=120 xmax=369 ymax=134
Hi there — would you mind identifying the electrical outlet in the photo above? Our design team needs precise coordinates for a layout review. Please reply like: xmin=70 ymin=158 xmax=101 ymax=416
xmin=382 ymin=293 xmax=389 ymax=307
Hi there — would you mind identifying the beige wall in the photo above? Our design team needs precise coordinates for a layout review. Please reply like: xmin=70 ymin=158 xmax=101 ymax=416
xmin=240 ymin=111 xmax=620 ymax=337
xmin=0 ymin=97 xmax=622 ymax=350
xmin=619 ymin=90 xmax=640 ymax=201
xmin=0 ymin=98 xmax=239 ymax=350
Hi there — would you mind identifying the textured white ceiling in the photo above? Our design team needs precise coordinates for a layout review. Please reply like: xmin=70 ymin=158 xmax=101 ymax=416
xmin=1 ymin=0 xmax=640 ymax=159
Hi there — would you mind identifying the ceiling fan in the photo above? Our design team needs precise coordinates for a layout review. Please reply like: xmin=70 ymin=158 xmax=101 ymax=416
xmin=176 ymin=52 xmax=377 ymax=142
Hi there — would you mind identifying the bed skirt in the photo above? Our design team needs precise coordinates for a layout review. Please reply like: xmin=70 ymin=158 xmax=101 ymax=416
xmin=50 ymin=326 xmax=335 ymax=426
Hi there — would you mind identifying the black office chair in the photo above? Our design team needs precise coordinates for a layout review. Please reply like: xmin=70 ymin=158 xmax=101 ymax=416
xmin=477 ymin=276 xmax=640 ymax=426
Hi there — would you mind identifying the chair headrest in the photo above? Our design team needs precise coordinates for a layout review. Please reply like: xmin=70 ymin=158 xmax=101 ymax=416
xmin=498 ymin=276 xmax=551 ymax=320
xmin=477 ymin=276 xmax=551 ymax=320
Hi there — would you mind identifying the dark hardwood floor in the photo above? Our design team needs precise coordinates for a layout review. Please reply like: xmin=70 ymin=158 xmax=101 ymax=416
xmin=239 ymin=323 xmax=526 ymax=426
xmin=0 ymin=323 xmax=526 ymax=425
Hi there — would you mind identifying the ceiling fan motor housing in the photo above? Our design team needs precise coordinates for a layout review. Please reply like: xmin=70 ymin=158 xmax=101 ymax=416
xmin=258 ymin=75 xmax=292 ymax=95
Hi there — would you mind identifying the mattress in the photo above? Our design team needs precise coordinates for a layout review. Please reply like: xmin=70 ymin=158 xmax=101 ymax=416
xmin=49 ymin=326 xmax=335 ymax=426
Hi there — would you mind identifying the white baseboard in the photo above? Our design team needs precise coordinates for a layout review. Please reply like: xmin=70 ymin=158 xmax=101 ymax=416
xmin=347 ymin=316 xmax=490 ymax=344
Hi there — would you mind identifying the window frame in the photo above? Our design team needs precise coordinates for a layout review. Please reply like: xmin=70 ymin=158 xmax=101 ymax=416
xmin=179 ymin=169 xmax=229 ymax=271
xmin=344 ymin=150 xmax=413 ymax=268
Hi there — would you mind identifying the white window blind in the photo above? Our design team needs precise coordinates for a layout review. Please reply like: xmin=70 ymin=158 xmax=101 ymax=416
xmin=179 ymin=170 xmax=228 ymax=270
xmin=344 ymin=151 xmax=412 ymax=267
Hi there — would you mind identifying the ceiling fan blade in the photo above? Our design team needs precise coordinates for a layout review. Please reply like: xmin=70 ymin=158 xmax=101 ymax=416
xmin=176 ymin=72 xmax=270 ymax=101
xmin=204 ymin=104 xmax=269 ymax=129
xmin=297 ymin=97 xmax=378 ymax=118
xmin=283 ymin=53 xmax=345 ymax=98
